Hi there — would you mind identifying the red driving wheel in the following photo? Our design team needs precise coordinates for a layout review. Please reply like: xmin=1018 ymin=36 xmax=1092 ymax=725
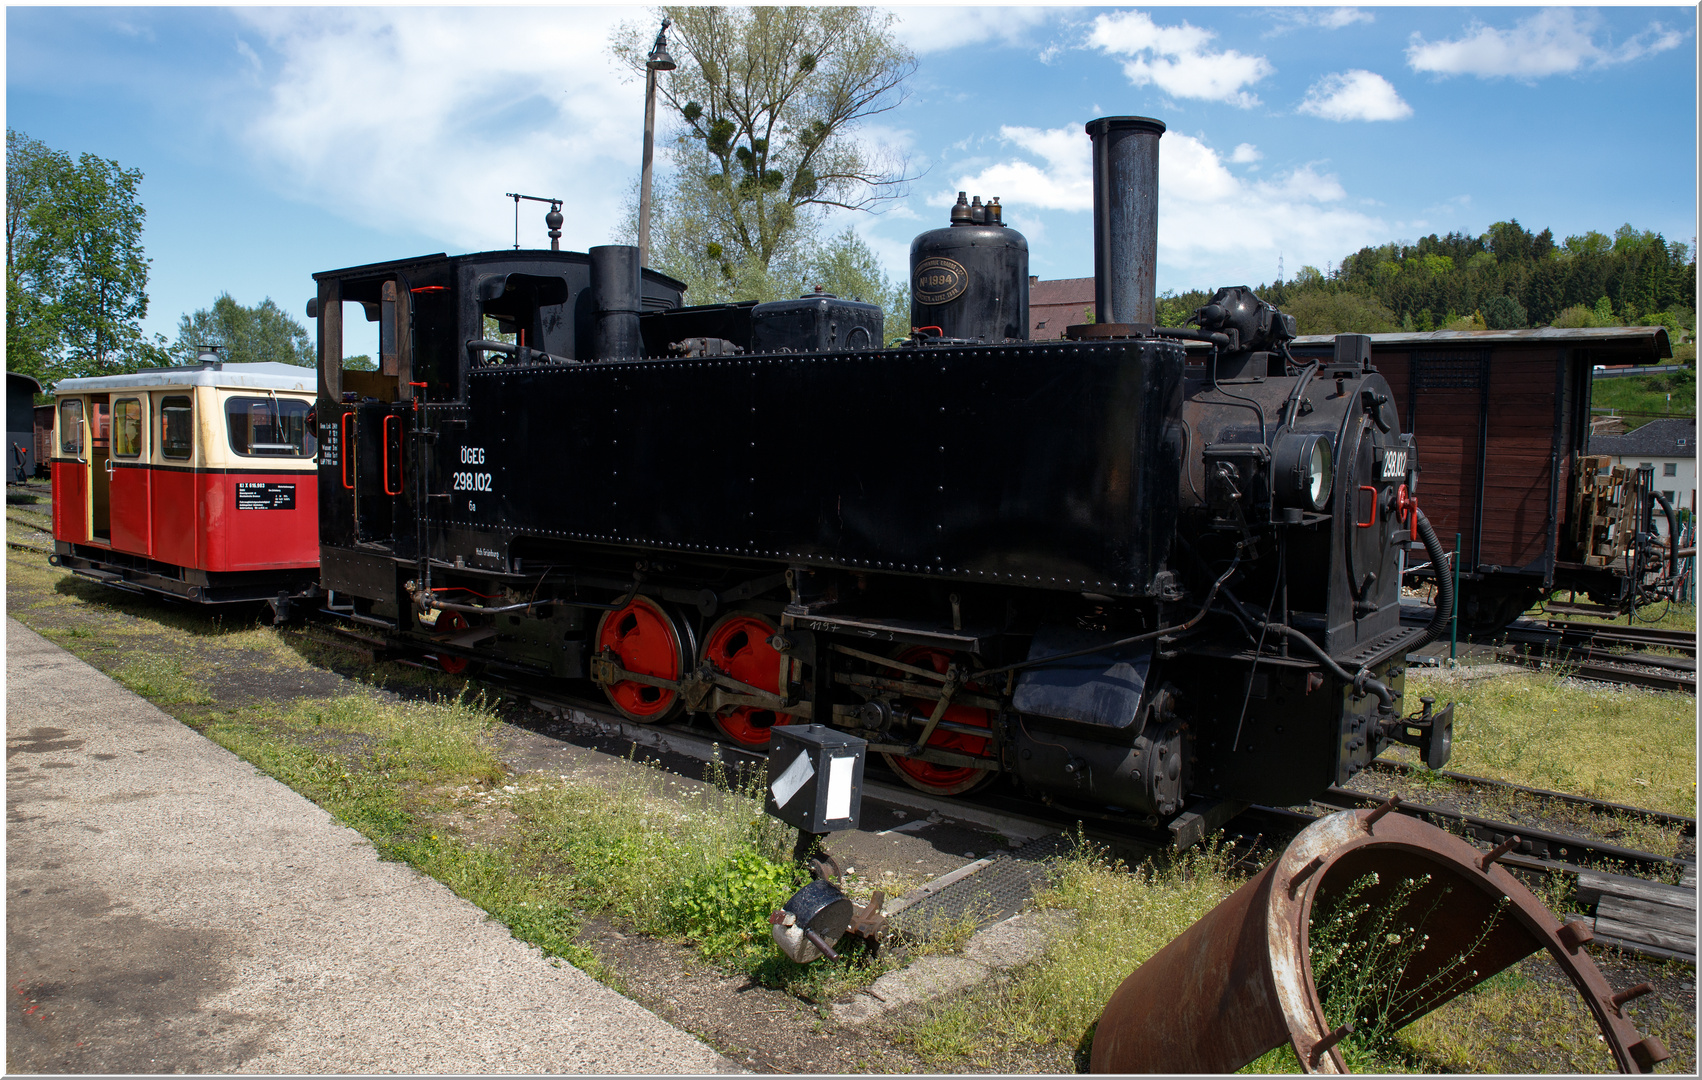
xmin=883 ymin=646 xmax=995 ymax=796
xmin=435 ymin=611 xmax=471 ymax=674
xmin=595 ymin=596 xmax=689 ymax=723
xmin=701 ymin=612 xmax=791 ymax=750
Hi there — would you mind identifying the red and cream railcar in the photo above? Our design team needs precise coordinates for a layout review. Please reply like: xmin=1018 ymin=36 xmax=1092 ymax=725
xmin=49 ymin=362 xmax=320 ymax=617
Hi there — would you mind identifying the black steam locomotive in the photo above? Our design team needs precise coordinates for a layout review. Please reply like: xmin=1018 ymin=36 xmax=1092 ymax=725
xmin=310 ymin=116 xmax=1453 ymax=831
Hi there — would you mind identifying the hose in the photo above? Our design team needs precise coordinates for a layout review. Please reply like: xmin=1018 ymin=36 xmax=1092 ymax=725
xmin=1215 ymin=587 xmax=1399 ymax=713
xmin=1411 ymin=505 xmax=1453 ymax=650
xmin=1652 ymin=491 xmax=1680 ymax=583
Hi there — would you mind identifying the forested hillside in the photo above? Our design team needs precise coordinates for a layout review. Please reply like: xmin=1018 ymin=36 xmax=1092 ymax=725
xmin=1156 ymin=221 xmax=1697 ymax=351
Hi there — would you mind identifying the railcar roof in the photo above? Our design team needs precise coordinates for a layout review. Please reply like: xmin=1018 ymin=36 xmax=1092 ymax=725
xmin=52 ymin=362 xmax=316 ymax=394
xmin=1291 ymin=325 xmax=1672 ymax=358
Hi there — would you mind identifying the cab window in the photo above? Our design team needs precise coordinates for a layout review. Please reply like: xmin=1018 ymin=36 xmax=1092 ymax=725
xmin=59 ymin=399 xmax=84 ymax=454
xmin=226 ymin=396 xmax=316 ymax=457
xmin=161 ymin=396 xmax=193 ymax=460
xmin=113 ymin=398 xmax=144 ymax=458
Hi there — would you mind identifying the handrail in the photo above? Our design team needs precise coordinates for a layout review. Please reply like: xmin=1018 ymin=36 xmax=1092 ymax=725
xmin=382 ymin=414 xmax=403 ymax=496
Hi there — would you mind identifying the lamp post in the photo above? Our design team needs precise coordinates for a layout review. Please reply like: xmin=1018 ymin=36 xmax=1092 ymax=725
xmin=638 ymin=17 xmax=676 ymax=270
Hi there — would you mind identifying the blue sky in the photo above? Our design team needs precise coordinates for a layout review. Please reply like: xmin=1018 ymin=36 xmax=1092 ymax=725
xmin=7 ymin=5 xmax=1697 ymax=350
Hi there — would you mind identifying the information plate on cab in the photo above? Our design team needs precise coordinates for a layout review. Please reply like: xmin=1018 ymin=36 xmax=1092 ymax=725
xmin=237 ymin=482 xmax=297 ymax=510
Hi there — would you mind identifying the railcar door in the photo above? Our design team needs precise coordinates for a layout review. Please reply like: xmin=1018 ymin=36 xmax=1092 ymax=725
xmin=87 ymin=396 xmax=113 ymax=543
xmin=52 ymin=397 xmax=89 ymax=542
xmin=151 ymin=392 xmax=198 ymax=568
xmin=108 ymin=395 xmax=152 ymax=556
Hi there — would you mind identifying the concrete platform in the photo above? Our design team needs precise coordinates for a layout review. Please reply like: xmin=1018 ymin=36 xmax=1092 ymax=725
xmin=5 ymin=618 xmax=740 ymax=1074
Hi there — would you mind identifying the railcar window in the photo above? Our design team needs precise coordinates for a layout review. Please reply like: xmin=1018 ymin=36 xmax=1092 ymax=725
xmin=161 ymin=396 xmax=193 ymax=460
xmin=226 ymin=396 xmax=317 ymax=457
xmin=113 ymin=399 xmax=144 ymax=458
xmin=58 ymin=399 xmax=83 ymax=454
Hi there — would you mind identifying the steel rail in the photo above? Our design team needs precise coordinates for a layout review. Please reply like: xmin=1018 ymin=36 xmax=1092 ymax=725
xmin=1493 ymin=648 xmax=1696 ymax=693
xmin=1499 ymin=635 xmax=1697 ymax=672
xmin=1547 ymin=619 xmax=1697 ymax=653
xmin=1314 ymin=786 xmax=1693 ymax=879
xmin=1362 ymin=758 xmax=1697 ymax=837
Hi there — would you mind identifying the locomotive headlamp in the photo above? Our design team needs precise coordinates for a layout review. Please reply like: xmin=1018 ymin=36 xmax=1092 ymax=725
xmin=1273 ymin=432 xmax=1334 ymax=512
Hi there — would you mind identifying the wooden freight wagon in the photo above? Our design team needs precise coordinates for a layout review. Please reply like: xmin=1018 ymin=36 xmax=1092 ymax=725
xmin=1291 ymin=327 xmax=1672 ymax=629
xmin=48 ymin=361 xmax=321 ymax=618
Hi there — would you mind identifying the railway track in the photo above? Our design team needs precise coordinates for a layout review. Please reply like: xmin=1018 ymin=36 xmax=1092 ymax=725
xmin=1545 ymin=618 xmax=1696 ymax=654
xmin=1363 ymin=757 xmax=1696 ymax=839
xmin=1401 ymin=603 xmax=1697 ymax=691
xmin=1494 ymin=636 xmax=1696 ymax=693
xmin=1314 ymin=785 xmax=1691 ymax=880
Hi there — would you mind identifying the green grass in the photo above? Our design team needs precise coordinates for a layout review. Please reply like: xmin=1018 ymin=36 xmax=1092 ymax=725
xmin=1590 ymin=368 xmax=1696 ymax=430
xmin=1405 ymin=669 xmax=1696 ymax=815
xmin=112 ymin=653 xmax=215 ymax=705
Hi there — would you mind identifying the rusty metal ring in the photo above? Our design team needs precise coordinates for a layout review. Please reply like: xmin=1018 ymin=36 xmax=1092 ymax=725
xmin=1091 ymin=805 xmax=1670 ymax=1074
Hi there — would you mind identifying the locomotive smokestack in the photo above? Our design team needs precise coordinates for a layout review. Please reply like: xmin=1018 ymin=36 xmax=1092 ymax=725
xmin=589 ymin=245 xmax=642 ymax=360
xmin=1086 ymin=116 xmax=1165 ymax=327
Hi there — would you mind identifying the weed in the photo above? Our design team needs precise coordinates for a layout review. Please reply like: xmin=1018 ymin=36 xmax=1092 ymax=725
xmin=665 ymin=848 xmax=806 ymax=958
xmin=1308 ymin=871 xmax=1511 ymax=1065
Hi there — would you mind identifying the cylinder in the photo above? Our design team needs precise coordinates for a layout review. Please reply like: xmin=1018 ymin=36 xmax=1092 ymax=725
xmin=589 ymin=244 xmax=642 ymax=360
xmin=1087 ymin=116 xmax=1165 ymax=328
xmin=908 ymin=193 xmax=1029 ymax=342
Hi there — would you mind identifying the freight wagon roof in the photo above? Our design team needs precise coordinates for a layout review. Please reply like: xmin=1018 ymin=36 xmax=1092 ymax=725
xmin=52 ymin=362 xmax=316 ymax=394
xmin=1292 ymin=326 xmax=1671 ymax=359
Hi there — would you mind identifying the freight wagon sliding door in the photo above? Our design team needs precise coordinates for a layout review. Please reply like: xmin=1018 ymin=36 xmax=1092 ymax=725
xmin=1405 ymin=348 xmax=1558 ymax=577
xmin=1478 ymin=351 xmax=1562 ymax=573
xmin=1406 ymin=351 xmax=1489 ymax=572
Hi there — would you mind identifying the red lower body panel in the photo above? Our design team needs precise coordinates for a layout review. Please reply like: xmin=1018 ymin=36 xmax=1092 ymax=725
xmin=51 ymin=460 xmax=87 ymax=542
xmin=204 ymin=471 xmax=318 ymax=572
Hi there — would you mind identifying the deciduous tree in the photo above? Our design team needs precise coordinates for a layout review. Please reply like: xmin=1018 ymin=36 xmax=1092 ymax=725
xmin=5 ymin=129 xmax=161 ymax=379
xmin=611 ymin=6 xmax=916 ymax=298
xmin=171 ymin=294 xmax=314 ymax=367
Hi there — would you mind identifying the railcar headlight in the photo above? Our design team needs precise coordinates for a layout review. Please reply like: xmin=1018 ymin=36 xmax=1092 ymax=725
xmin=1273 ymin=432 xmax=1334 ymax=512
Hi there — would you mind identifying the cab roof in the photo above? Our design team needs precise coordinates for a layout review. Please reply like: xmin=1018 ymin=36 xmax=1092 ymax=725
xmin=53 ymin=362 xmax=316 ymax=395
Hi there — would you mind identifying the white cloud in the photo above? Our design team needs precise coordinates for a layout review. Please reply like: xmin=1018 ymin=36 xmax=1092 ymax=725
xmin=1316 ymin=9 xmax=1375 ymax=31
xmin=1268 ymin=8 xmax=1374 ymax=35
xmin=1298 ymin=71 xmax=1412 ymax=122
xmin=939 ymin=125 xmax=1093 ymax=212
xmin=1230 ymin=143 xmax=1262 ymax=164
xmin=939 ymin=122 xmax=1389 ymax=285
xmin=889 ymin=7 xmax=1063 ymax=56
xmin=232 ymin=8 xmax=643 ymax=252
xmin=1088 ymin=11 xmax=1273 ymax=108
xmin=234 ymin=37 xmax=261 ymax=76
xmin=1408 ymin=9 xmax=1688 ymax=80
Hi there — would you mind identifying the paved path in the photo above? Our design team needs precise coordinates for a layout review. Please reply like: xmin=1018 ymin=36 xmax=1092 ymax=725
xmin=5 ymin=618 xmax=739 ymax=1074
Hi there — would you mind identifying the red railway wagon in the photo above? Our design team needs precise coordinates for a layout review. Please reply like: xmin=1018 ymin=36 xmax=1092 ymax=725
xmin=49 ymin=362 xmax=321 ymax=618
xmin=1292 ymin=326 xmax=1672 ymax=629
